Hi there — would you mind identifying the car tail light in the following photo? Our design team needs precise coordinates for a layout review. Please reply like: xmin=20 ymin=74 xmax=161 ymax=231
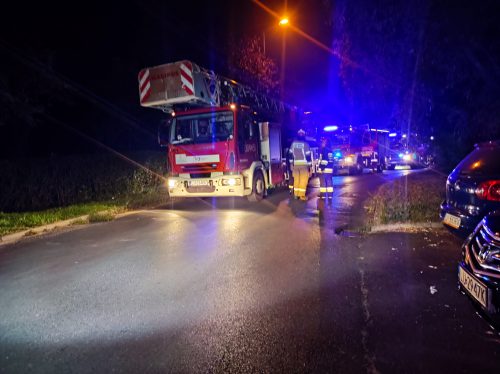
xmin=475 ymin=180 xmax=500 ymax=201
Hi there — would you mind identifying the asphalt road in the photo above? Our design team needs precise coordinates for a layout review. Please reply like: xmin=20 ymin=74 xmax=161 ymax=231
xmin=1 ymin=169 xmax=499 ymax=373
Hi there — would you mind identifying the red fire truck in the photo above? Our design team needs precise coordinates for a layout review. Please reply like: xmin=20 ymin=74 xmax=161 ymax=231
xmin=324 ymin=124 xmax=390 ymax=174
xmin=138 ymin=60 xmax=300 ymax=201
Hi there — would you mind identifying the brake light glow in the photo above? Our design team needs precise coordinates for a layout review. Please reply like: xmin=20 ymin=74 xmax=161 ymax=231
xmin=475 ymin=180 xmax=500 ymax=201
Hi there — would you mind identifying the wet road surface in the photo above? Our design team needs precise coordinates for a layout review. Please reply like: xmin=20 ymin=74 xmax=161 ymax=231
xmin=1 ymin=170 xmax=499 ymax=373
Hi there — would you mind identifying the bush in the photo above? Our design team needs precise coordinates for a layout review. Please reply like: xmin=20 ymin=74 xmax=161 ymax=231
xmin=0 ymin=151 xmax=167 ymax=212
xmin=366 ymin=171 xmax=446 ymax=225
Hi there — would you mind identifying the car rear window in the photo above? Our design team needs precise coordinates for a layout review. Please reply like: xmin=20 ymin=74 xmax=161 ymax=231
xmin=456 ymin=146 xmax=500 ymax=176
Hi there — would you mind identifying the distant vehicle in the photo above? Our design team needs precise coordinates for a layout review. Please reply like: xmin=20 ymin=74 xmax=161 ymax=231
xmin=440 ymin=140 xmax=500 ymax=234
xmin=138 ymin=60 xmax=301 ymax=201
xmin=387 ymin=148 xmax=424 ymax=170
xmin=458 ymin=210 xmax=500 ymax=323
xmin=323 ymin=125 xmax=389 ymax=175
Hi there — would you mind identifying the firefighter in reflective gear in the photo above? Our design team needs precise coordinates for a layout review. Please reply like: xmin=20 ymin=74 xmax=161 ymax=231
xmin=289 ymin=129 xmax=312 ymax=200
xmin=318 ymin=137 xmax=334 ymax=199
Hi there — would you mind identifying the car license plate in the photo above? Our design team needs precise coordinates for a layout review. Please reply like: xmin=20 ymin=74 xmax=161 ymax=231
xmin=188 ymin=179 xmax=209 ymax=187
xmin=458 ymin=265 xmax=488 ymax=309
xmin=443 ymin=213 xmax=461 ymax=229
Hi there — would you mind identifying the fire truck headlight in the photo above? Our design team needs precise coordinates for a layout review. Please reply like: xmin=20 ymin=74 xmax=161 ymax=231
xmin=168 ymin=179 xmax=177 ymax=188
xmin=345 ymin=156 xmax=354 ymax=165
xmin=222 ymin=178 xmax=240 ymax=186
xmin=403 ymin=154 xmax=411 ymax=161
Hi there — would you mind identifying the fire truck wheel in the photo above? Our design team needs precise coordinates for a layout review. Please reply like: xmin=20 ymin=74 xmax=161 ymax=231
xmin=248 ymin=171 xmax=265 ymax=202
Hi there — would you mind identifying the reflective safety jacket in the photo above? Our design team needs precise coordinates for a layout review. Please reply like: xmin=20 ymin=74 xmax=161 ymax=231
xmin=319 ymin=147 xmax=334 ymax=173
xmin=289 ymin=140 xmax=312 ymax=166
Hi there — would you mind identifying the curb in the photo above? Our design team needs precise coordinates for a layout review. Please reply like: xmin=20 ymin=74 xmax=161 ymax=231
xmin=369 ymin=222 xmax=443 ymax=233
xmin=0 ymin=210 xmax=143 ymax=248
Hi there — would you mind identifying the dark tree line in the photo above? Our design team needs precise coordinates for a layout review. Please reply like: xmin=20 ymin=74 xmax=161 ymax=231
xmin=329 ymin=0 xmax=500 ymax=169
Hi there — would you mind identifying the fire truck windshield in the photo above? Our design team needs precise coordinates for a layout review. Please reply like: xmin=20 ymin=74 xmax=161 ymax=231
xmin=170 ymin=111 xmax=234 ymax=145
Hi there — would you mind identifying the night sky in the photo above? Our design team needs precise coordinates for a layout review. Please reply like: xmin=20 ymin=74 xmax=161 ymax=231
xmin=1 ymin=0 xmax=499 ymax=159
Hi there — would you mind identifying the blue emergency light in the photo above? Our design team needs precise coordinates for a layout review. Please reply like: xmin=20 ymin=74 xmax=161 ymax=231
xmin=323 ymin=125 xmax=338 ymax=132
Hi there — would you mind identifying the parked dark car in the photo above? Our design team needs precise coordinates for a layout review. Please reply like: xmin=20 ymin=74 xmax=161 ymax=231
xmin=440 ymin=140 xmax=500 ymax=235
xmin=459 ymin=211 xmax=500 ymax=322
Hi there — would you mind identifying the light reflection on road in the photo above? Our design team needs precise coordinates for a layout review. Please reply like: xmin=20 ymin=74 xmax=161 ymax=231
xmin=0 ymin=169 xmax=417 ymax=348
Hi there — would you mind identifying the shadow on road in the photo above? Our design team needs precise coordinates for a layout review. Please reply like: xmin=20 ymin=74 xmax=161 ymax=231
xmin=157 ymin=188 xmax=290 ymax=216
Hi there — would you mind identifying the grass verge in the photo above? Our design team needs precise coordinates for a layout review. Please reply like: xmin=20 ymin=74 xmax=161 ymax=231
xmin=365 ymin=170 xmax=446 ymax=227
xmin=0 ymin=191 xmax=168 ymax=237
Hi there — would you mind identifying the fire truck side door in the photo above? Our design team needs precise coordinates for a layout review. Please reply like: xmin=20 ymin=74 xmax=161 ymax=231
xmin=237 ymin=110 xmax=259 ymax=170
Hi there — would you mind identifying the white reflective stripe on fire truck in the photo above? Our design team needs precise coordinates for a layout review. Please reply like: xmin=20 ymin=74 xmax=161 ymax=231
xmin=179 ymin=62 xmax=194 ymax=95
xmin=140 ymin=81 xmax=151 ymax=101
xmin=175 ymin=154 xmax=220 ymax=164
xmin=139 ymin=69 xmax=152 ymax=102
xmin=139 ymin=69 xmax=150 ymax=88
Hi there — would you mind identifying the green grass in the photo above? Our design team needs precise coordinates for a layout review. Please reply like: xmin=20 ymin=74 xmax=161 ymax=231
xmin=0 ymin=202 xmax=119 ymax=236
xmin=365 ymin=170 xmax=446 ymax=226
xmin=0 ymin=191 xmax=168 ymax=237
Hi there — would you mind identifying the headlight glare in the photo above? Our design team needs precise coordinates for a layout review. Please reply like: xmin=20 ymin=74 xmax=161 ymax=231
xmin=222 ymin=178 xmax=240 ymax=186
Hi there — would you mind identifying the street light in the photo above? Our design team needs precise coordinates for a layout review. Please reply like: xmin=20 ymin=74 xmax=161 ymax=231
xmin=279 ymin=17 xmax=289 ymax=26
xmin=277 ymin=17 xmax=289 ymax=97
xmin=262 ymin=17 xmax=288 ymax=55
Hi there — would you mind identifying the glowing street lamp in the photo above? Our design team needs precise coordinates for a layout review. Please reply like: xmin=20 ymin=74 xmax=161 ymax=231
xmin=279 ymin=17 xmax=289 ymax=26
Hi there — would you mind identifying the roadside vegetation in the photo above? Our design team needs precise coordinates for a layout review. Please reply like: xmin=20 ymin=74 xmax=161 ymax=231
xmin=366 ymin=170 xmax=446 ymax=227
xmin=0 ymin=152 xmax=168 ymax=237
xmin=0 ymin=203 xmax=119 ymax=236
